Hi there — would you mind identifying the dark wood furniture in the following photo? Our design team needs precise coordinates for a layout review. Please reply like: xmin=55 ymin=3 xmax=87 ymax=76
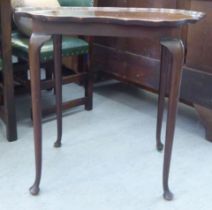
xmin=0 ymin=0 xmax=17 ymax=141
xmin=12 ymin=0 xmax=95 ymax=118
xmin=94 ymin=0 xmax=212 ymax=141
xmin=15 ymin=7 xmax=204 ymax=200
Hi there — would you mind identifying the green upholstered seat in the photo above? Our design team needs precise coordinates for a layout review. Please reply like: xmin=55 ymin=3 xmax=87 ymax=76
xmin=12 ymin=0 xmax=93 ymax=63
xmin=58 ymin=0 xmax=93 ymax=7
xmin=11 ymin=32 xmax=89 ymax=62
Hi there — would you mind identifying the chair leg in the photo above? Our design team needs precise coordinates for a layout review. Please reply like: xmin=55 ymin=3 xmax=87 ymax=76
xmin=160 ymin=39 xmax=184 ymax=201
xmin=85 ymin=37 xmax=94 ymax=111
xmin=1 ymin=5 xmax=17 ymax=141
xmin=78 ymin=54 xmax=84 ymax=73
xmin=3 ymin=71 xmax=17 ymax=141
xmin=52 ymin=35 xmax=63 ymax=148
xmin=0 ymin=95 xmax=3 ymax=105
xmin=29 ymin=34 xmax=51 ymax=196
xmin=156 ymin=46 xmax=170 ymax=151
xmin=45 ymin=61 xmax=54 ymax=91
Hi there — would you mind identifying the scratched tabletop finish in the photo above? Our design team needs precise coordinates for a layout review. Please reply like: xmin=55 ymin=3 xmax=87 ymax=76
xmin=15 ymin=7 xmax=205 ymax=27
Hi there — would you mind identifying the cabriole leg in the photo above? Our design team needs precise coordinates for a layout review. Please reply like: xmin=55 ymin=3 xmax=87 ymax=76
xmin=160 ymin=39 xmax=184 ymax=201
xmin=29 ymin=33 xmax=51 ymax=195
xmin=53 ymin=35 xmax=63 ymax=148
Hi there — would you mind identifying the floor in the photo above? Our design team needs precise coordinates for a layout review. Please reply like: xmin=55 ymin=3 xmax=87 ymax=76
xmin=0 ymin=81 xmax=212 ymax=210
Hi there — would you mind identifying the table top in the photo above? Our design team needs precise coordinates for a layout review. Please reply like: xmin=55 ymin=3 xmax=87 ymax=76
xmin=15 ymin=7 xmax=205 ymax=27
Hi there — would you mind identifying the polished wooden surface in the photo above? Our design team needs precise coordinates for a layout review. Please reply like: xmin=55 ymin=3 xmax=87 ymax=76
xmin=16 ymin=6 xmax=204 ymax=200
xmin=94 ymin=0 xmax=212 ymax=141
xmin=186 ymin=0 xmax=212 ymax=74
xmin=16 ymin=7 xmax=204 ymax=26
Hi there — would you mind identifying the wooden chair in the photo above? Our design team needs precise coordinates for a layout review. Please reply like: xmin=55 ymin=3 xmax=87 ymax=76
xmin=10 ymin=0 xmax=97 ymax=134
xmin=0 ymin=0 xmax=17 ymax=141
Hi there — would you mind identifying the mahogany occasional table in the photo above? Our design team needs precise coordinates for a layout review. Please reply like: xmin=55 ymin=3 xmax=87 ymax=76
xmin=15 ymin=7 xmax=205 ymax=200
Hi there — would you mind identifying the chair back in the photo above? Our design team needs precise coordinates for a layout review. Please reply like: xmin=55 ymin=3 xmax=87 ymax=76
xmin=58 ymin=0 xmax=94 ymax=7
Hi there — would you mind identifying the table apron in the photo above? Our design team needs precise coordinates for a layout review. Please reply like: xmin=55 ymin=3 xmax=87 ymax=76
xmin=32 ymin=20 xmax=182 ymax=39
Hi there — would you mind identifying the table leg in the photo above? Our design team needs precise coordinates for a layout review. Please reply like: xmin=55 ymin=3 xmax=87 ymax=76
xmin=53 ymin=35 xmax=63 ymax=148
xmin=160 ymin=39 xmax=184 ymax=201
xmin=29 ymin=33 xmax=51 ymax=195
xmin=85 ymin=36 xmax=94 ymax=111
xmin=156 ymin=44 xmax=171 ymax=151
